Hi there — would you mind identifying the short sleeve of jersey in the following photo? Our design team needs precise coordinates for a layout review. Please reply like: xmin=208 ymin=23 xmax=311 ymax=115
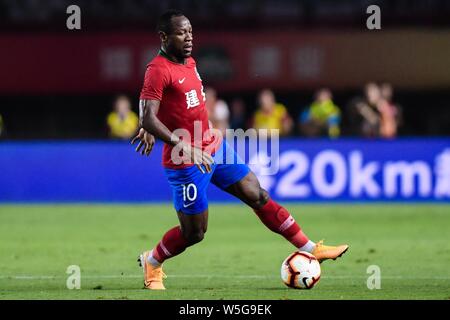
xmin=140 ymin=64 xmax=170 ymax=101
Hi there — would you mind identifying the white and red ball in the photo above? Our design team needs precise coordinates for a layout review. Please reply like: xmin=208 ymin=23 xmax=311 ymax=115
xmin=281 ymin=251 xmax=321 ymax=289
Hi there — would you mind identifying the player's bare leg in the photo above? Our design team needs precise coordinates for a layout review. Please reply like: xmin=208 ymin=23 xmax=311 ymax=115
xmin=139 ymin=210 xmax=208 ymax=289
xmin=225 ymin=172 xmax=349 ymax=262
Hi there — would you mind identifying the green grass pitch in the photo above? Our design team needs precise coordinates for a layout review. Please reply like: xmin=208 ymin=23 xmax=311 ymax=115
xmin=0 ymin=204 xmax=449 ymax=300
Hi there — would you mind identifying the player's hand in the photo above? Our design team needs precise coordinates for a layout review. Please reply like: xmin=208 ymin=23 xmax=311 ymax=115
xmin=179 ymin=141 xmax=214 ymax=174
xmin=131 ymin=128 xmax=155 ymax=156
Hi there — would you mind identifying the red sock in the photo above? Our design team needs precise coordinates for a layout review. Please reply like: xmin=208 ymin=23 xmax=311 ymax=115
xmin=254 ymin=199 xmax=310 ymax=249
xmin=152 ymin=226 xmax=188 ymax=263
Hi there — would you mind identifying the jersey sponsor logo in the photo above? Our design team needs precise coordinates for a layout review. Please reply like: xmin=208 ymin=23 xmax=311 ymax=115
xmin=185 ymin=90 xmax=200 ymax=109
xmin=178 ymin=77 xmax=186 ymax=84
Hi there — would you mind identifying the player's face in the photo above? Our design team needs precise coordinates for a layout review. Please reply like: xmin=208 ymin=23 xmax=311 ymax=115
xmin=167 ymin=16 xmax=193 ymax=59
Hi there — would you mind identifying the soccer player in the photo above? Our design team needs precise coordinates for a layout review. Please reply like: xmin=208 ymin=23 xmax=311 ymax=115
xmin=132 ymin=10 xmax=349 ymax=290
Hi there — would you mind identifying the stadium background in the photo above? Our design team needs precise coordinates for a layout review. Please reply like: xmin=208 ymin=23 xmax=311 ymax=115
xmin=0 ymin=0 xmax=449 ymax=300
xmin=1 ymin=0 xmax=449 ymax=202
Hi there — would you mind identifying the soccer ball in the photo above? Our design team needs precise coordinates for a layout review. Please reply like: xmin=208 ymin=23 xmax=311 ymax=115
xmin=281 ymin=251 xmax=321 ymax=289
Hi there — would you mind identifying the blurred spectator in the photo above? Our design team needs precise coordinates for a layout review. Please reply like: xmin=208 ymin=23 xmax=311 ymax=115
xmin=347 ymin=82 xmax=381 ymax=137
xmin=205 ymin=87 xmax=230 ymax=136
xmin=229 ymin=98 xmax=247 ymax=130
xmin=106 ymin=95 xmax=139 ymax=139
xmin=252 ymin=89 xmax=293 ymax=136
xmin=298 ymin=88 xmax=341 ymax=138
xmin=378 ymin=82 xmax=403 ymax=138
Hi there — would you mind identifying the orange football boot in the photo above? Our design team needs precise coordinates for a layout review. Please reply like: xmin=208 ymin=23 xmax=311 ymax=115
xmin=138 ymin=251 xmax=166 ymax=290
xmin=311 ymin=240 xmax=349 ymax=263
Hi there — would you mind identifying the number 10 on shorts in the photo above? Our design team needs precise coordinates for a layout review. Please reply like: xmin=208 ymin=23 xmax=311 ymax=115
xmin=182 ymin=183 xmax=197 ymax=202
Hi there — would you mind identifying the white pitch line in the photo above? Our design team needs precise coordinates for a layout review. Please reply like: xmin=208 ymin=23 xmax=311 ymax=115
xmin=0 ymin=274 xmax=449 ymax=280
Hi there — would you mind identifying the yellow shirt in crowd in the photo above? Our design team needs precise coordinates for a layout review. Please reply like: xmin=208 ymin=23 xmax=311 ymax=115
xmin=107 ymin=111 xmax=139 ymax=139
xmin=253 ymin=103 xmax=288 ymax=132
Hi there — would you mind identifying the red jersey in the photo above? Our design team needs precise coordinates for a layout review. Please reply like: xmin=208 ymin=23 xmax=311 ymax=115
xmin=140 ymin=52 xmax=221 ymax=169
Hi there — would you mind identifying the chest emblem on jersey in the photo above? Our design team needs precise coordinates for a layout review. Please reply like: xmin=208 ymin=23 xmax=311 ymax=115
xmin=178 ymin=77 xmax=186 ymax=84
xmin=185 ymin=90 xmax=200 ymax=109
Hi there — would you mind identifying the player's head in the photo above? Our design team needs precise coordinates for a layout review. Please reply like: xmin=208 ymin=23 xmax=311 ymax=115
xmin=158 ymin=10 xmax=193 ymax=59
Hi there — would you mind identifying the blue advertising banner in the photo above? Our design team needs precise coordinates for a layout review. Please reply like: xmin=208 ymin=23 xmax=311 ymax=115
xmin=0 ymin=139 xmax=449 ymax=202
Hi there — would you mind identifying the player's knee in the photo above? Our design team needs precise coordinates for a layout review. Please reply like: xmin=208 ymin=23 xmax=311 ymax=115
xmin=185 ymin=230 xmax=205 ymax=245
xmin=245 ymin=185 xmax=267 ymax=206
xmin=252 ymin=188 xmax=269 ymax=209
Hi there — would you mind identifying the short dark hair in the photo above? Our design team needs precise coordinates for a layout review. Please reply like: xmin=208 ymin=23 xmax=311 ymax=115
xmin=157 ymin=10 xmax=184 ymax=34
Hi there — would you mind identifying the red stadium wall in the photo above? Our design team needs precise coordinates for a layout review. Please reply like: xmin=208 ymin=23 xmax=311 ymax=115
xmin=1 ymin=30 xmax=449 ymax=94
